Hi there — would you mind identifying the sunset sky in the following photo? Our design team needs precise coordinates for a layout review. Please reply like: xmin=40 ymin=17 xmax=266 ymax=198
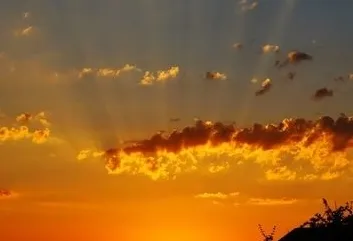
xmin=1 ymin=0 xmax=353 ymax=240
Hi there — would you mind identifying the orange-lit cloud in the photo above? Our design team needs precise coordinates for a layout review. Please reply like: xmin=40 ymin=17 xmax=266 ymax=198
xmin=247 ymin=198 xmax=298 ymax=206
xmin=78 ymin=114 xmax=353 ymax=181
xmin=205 ymin=71 xmax=227 ymax=80
xmin=255 ymin=78 xmax=272 ymax=96
xmin=250 ymin=77 xmax=258 ymax=83
xmin=194 ymin=192 xmax=240 ymax=200
xmin=14 ymin=26 xmax=34 ymax=36
xmin=262 ymin=44 xmax=280 ymax=53
xmin=78 ymin=64 xmax=141 ymax=79
xmin=0 ymin=125 xmax=50 ymax=144
xmin=195 ymin=193 xmax=297 ymax=207
xmin=77 ymin=149 xmax=104 ymax=161
xmin=195 ymin=192 xmax=240 ymax=206
xmin=140 ymin=66 xmax=180 ymax=85
xmin=16 ymin=112 xmax=51 ymax=127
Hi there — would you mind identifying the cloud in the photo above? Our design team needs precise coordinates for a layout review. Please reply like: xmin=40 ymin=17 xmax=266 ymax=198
xmin=78 ymin=64 xmax=141 ymax=79
xmin=77 ymin=149 xmax=104 ymax=161
xmin=312 ymin=88 xmax=333 ymax=100
xmin=23 ymin=12 xmax=30 ymax=19
xmin=195 ymin=193 xmax=298 ymax=207
xmin=194 ymin=192 xmax=240 ymax=200
xmin=195 ymin=192 xmax=240 ymax=206
xmin=239 ymin=0 xmax=258 ymax=11
xmin=0 ymin=125 xmax=50 ymax=144
xmin=248 ymin=198 xmax=298 ymax=206
xmin=0 ymin=189 xmax=18 ymax=200
xmin=255 ymin=78 xmax=272 ymax=96
xmin=287 ymin=72 xmax=296 ymax=80
xmin=334 ymin=76 xmax=345 ymax=82
xmin=232 ymin=43 xmax=243 ymax=49
xmin=140 ymin=66 xmax=180 ymax=85
xmin=32 ymin=128 xmax=51 ymax=144
xmin=205 ymin=71 xmax=227 ymax=80
xmin=78 ymin=68 xmax=94 ymax=78
xmin=16 ymin=112 xmax=51 ymax=127
xmin=250 ymin=78 xmax=258 ymax=83
xmin=77 ymin=114 xmax=353 ymax=181
xmin=265 ymin=166 xmax=297 ymax=181
xmin=278 ymin=51 xmax=313 ymax=68
xmin=288 ymin=51 xmax=313 ymax=63
xmin=262 ymin=44 xmax=280 ymax=53
xmin=14 ymin=26 xmax=34 ymax=37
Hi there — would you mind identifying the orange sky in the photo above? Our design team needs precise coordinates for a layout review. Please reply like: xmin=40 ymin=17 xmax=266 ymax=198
xmin=1 ymin=0 xmax=353 ymax=241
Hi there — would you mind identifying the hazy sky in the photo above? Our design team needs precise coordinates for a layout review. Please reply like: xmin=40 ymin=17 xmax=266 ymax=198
xmin=1 ymin=0 xmax=353 ymax=241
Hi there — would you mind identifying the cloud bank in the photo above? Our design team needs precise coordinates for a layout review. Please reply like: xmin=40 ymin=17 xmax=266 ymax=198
xmin=78 ymin=114 xmax=353 ymax=181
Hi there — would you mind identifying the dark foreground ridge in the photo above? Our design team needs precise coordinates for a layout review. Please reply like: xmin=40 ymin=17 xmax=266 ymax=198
xmin=259 ymin=199 xmax=353 ymax=241
xmin=276 ymin=199 xmax=353 ymax=241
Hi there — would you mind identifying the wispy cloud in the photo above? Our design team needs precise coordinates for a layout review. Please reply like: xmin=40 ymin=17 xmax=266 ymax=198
xmin=248 ymin=198 xmax=298 ymax=206
xmin=194 ymin=192 xmax=240 ymax=200
xmin=78 ymin=64 xmax=141 ymax=79
xmin=36 ymin=201 xmax=98 ymax=210
xmin=76 ymin=149 xmax=104 ymax=161
xmin=14 ymin=26 xmax=34 ymax=37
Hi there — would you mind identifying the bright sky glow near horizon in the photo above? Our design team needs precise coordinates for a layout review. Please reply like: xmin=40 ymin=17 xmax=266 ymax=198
xmin=1 ymin=0 xmax=353 ymax=240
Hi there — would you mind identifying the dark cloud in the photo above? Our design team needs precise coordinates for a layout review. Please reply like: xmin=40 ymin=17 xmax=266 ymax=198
xmin=287 ymin=72 xmax=296 ymax=80
xmin=313 ymin=88 xmax=333 ymax=100
xmin=0 ymin=189 xmax=12 ymax=198
xmin=278 ymin=51 xmax=313 ymax=68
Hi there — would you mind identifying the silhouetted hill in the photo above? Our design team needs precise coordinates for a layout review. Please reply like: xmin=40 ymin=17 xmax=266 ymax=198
xmin=278 ymin=226 xmax=353 ymax=241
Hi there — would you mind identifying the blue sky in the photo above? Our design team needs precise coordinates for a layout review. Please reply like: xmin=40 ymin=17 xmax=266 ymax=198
xmin=1 ymin=1 xmax=353 ymax=140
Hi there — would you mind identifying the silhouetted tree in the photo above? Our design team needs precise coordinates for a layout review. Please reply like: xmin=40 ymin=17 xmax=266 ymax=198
xmin=258 ymin=224 xmax=277 ymax=241
xmin=300 ymin=198 xmax=353 ymax=228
